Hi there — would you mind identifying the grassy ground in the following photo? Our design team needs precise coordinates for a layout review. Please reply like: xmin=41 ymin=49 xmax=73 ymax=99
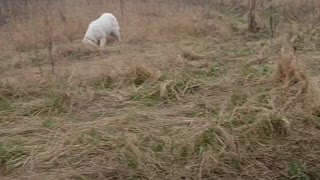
xmin=1 ymin=0 xmax=320 ymax=179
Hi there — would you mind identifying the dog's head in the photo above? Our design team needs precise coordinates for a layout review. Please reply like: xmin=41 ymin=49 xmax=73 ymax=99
xmin=82 ymin=37 xmax=98 ymax=47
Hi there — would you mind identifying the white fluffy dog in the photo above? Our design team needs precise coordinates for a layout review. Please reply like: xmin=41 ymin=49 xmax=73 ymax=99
xmin=82 ymin=13 xmax=121 ymax=47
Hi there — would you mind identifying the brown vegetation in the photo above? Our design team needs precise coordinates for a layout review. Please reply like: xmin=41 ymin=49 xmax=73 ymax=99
xmin=1 ymin=0 xmax=320 ymax=179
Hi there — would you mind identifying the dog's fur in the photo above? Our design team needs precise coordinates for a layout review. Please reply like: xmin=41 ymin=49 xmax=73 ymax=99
xmin=82 ymin=13 xmax=121 ymax=47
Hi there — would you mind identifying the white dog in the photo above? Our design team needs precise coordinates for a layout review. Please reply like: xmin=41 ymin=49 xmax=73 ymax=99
xmin=82 ymin=13 xmax=121 ymax=47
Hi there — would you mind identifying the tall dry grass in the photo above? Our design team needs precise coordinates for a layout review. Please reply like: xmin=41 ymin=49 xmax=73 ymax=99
xmin=1 ymin=0 xmax=320 ymax=53
xmin=271 ymin=46 xmax=320 ymax=113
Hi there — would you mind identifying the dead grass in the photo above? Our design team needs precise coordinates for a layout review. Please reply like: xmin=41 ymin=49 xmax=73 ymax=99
xmin=1 ymin=0 xmax=320 ymax=180
xmin=271 ymin=46 xmax=320 ymax=113
xmin=52 ymin=43 xmax=102 ymax=60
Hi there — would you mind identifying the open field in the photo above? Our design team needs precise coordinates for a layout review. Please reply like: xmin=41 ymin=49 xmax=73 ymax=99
xmin=1 ymin=0 xmax=320 ymax=179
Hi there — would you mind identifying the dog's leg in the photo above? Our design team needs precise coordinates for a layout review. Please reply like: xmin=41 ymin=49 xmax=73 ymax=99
xmin=112 ymin=30 xmax=121 ymax=43
xmin=100 ymin=37 xmax=107 ymax=47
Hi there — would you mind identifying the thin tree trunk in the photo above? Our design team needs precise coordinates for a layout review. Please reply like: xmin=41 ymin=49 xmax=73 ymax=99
xmin=248 ymin=0 xmax=258 ymax=33
xmin=44 ymin=0 xmax=55 ymax=76
xmin=7 ymin=1 xmax=23 ymax=61
xmin=269 ymin=0 xmax=274 ymax=39
xmin=120 ymin=0 xmax=124 ymax=22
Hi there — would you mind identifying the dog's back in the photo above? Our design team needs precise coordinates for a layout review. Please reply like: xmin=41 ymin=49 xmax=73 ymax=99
xmin=83 ymin=13 xmax=121 ymax=46
xmin=91 ymin=13 xmax=118 ymax=35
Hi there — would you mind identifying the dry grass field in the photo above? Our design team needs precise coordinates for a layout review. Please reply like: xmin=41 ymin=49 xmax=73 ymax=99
xmin=1 ymin=0 xmax=320 ymax=179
